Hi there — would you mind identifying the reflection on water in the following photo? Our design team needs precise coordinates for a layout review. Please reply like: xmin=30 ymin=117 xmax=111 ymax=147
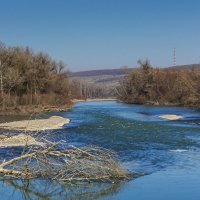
xmin=0 ymin=179 xmax=125 ymax=200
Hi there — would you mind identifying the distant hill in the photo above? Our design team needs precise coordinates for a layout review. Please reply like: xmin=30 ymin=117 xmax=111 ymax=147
xmin=70 ymin=64 xmax=200 ymax=86
xmin=70 ymin=68 xmax=134 ymax=87
xmin=70 ymin=68 xmax=134 ymax=77
xmin=167 ymin=63 xmax=200 ymax=70
xmin=70 ymin=63 xmax=200 ymax=77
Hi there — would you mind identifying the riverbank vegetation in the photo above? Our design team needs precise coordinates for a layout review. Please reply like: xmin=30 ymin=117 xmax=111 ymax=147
xmin=117 ymin=59 xmax=200 ymax=107
xmin=0 ymin=42 xmax=72 ymax=113
xmin=70 ymin=78 xmax=117 ymax=99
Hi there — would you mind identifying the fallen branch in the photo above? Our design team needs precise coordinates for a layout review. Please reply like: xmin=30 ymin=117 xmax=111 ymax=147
xmin=0 ymin=142 xmax=131 ymax=182
xmin=0 ymin=116 xmax=133 ymax=183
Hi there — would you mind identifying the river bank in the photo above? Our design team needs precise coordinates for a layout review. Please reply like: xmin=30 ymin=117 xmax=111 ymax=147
xmin=72 ymin=98 xmax=117 ymax=103
xmin=0 ymin=115 xmax=70 ymax=147
xmin=0 ymin=104 xmax=72 ymax=116
xmin=0 ymin=134 xmax=44 ymax=147
xmin=0 ymin=99 xmax=117 ymax=115
xmin=0 ymin=116 xmax=70 ymax=131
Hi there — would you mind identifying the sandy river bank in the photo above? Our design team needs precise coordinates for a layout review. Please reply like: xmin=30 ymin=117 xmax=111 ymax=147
xmin=0 ymin=116 xmax=70 ymax=131
xmin=0 ymin=116 xmax=70 ymax=147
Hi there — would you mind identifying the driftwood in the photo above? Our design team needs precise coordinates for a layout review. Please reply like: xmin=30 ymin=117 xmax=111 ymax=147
xmin=0 ymin=114 xmax=132 ymax=183
xmin=0 ymin=137 xmax=130 ymax=182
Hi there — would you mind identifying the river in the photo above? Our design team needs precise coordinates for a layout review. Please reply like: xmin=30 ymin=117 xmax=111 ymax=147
xmin=0 ymin=101 xmax=200 ymax=199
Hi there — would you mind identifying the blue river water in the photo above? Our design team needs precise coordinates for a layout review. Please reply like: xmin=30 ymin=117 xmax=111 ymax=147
xmin=0 ymin=101 xmax=200 ymax=199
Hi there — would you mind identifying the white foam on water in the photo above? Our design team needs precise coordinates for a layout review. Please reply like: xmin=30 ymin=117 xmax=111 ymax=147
xmin=170 ymin=149 xmax=188 ymax=152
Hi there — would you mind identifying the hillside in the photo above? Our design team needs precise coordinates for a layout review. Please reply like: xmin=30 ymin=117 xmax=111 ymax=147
xmin=70 ymin=68 xmax=133 ymax=77
xmin=70 ymin=68 xmax=134 ymax=87
xmin=70 ymin=63 xmax=200 ymax=85
xmin=167 ymin=63 xmax=200 ymax=70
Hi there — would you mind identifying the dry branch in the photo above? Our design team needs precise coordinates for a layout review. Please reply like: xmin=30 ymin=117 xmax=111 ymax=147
xmin=0 ymin=115 xmax=133 ymax=183
xmin=0 ymin=139 xmax=131 ymax=182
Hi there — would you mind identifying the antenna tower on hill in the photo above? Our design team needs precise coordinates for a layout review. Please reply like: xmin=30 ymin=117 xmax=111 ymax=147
xmin=173 ymin=48 xmax=176 ymax=66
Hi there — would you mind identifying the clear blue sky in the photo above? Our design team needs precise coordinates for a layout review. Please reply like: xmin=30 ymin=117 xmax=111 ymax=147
xmin=0 ymin=0 xmax=200 ymax=71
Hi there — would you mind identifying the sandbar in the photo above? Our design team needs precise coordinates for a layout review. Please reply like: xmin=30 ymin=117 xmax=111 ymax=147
xmin=159 ymin=114 xmax=183 ymax=120
xmin=0 ymin=116 xmax=70 ymax=131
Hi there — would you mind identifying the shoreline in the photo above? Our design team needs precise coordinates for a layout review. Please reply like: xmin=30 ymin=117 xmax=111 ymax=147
xmin=0 ymin=104 xmax=72 ymax=116
xmin=0 ymin=99 xmax=117 ymax=116
xmin=0 ymin=99 xmax=198 ymax=119
xmin=120 ymin=100 xmax=200 ymax=110
xmin=0 ymin=116 xmax=70 ymax=131
xmin=72 ymin=98 xmax=117 ymax=103
xmin=0 ymin=134 xmax=44 ymax=147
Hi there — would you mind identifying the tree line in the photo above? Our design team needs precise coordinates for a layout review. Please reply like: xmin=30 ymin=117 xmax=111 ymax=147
xmin=70 ymin=79 xmax=116 ymax=99
xmin=0 ymin=42 xmax=71 ymax=110
xmin=117 ymin=59 xmax=200 ymax=107
xmin=3 ymin=41 xmax=198 ymax=111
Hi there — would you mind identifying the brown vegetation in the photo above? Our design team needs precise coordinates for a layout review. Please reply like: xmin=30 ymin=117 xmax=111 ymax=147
xmin=69 ymin=69 xmax=128 ymax=99
xmin=0 ymin=42 xmax=72 ymax=113
xmin=117 ymin=59 xmax=200 ymax=107
xmin=70 ymin=79 xmax=116 ymax=99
